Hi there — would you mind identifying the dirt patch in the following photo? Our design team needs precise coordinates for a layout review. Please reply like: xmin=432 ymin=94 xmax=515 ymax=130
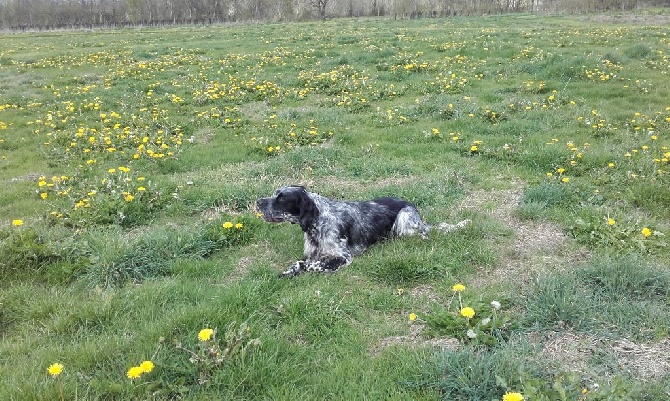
xmin=10 ymin=173 xmax=44 ymax=182
xmin=538 ymin=331 xmax=670 ymax=382
xmin=238 ymin=100 xmax=272 ymax=122
xmin=580 ymin=14 xmax=670 ymax=26
xmin=409 ymin=284 xmax=443 ymax=306
xmin=372 ymin=323 xmax=459 ymax=356
xmin=458 ymin=181 xmax=576 ymax=286
xmin=612 ymin=338 xmax=670 ymax=381
xmin=214 ymin=242 xmax=277 ymax=284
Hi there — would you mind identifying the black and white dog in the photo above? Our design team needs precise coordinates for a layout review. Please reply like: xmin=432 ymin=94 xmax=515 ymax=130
xmin=256 ymin=185 xmax=469 ymax=277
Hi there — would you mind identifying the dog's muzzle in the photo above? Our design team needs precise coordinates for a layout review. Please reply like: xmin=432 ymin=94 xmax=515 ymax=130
xmin=256 ymin=198 xmax=285 ymax=223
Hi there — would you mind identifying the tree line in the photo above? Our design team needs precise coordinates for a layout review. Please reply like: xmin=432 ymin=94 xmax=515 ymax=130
xmin=0 ymin=0 xmax=668 ymax=31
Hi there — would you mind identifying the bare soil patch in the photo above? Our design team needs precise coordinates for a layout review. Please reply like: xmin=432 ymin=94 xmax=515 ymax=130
xmin=458 ymin=181 xmax=576 ymax=286
xmin=372 ymin=323 xmax=459 ymax=356
xmin=538 ymin=331 xmax=670 ymax=382
xmin=580 ymin=14 xmax=670 ymax=26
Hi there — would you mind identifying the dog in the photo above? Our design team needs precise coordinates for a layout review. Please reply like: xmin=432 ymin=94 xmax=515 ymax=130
xmin=256 ymin=185 xmax=470 ymax=277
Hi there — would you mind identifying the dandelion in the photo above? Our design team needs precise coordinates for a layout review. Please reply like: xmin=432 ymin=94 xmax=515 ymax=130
xmin=222 ymin=222 xmax=234 ymax=229
xmin=607 ymin=218 xmax=616 ymax=226
xmin=47 ymin=363 xmax=64 ymax=377
xmin=408 ymin=313 xmax=417 ymax=322
xmin=198 ymin=328 xmax=215 ymax=342
xmin=48 ymin=362 xmax=65 ymax=401
xmin=466 ymin=329 xmax=477 ymax=339
xmin=11 ymin=219 xmax=23 ymax=226
xmin=431 ymin=127 xmax=440 ymax=135
xmin=40 ymin=192 xmax=48 ymax=200
xmin=460 ymin=307 xmax=475 ymax=319
xmin=126 ymin=366 xmax=144 ymax=379
xmin=452 ymin=283 xmax=466 ymax=292
xmin=139 ymin=360 xmax=154 ymax=373
xmin=561 ymin=177 xmax=570 ymax=183
xmin=491 ymin=300 xmax=501 ymax=310
xmin=502 ymin=392 xmax=524 ymax=401
xmin=234 ymin=223 xmax=244 ymax=229
xmin=641 ymin=227 xmax=652 ymax=237
xmin=470 ymin=145 xmax=478 ymax=152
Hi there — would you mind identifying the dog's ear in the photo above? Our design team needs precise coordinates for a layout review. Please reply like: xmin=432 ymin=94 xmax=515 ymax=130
xmin=297 ymin=189 xmax=318 ymax=231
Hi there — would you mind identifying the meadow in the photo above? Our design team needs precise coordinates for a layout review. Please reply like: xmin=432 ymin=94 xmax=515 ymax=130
xmin=1 ymin=11 xmax=670 ymax=400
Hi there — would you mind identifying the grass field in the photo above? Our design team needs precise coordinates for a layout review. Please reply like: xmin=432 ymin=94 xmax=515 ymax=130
xmin=1 ymin=11 xmax=670 ymax=400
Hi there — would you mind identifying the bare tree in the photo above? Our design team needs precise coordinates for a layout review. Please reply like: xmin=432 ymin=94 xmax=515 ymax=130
xmin=308 ymin=0 xmax=328 ymax=19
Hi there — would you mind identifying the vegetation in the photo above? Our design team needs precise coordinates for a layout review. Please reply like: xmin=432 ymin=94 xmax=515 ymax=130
xmin=1 ymin=0 xmax=669 ymax=30
xmin=1 ymin=12 xmax=670 ymax=400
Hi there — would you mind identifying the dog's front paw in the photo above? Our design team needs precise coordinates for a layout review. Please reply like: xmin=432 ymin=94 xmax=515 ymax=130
xmin=437 ymin=219 xmax=471 ymax=233
xmin=279 ymin=261 xmax=305 ymax=278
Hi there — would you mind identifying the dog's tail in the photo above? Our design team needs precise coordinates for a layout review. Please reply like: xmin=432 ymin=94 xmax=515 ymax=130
xmin=432 ymin=219 xmax=471 ymax=234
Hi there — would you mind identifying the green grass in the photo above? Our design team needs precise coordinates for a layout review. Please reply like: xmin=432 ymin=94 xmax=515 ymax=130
xmin=1 ymin=13 xmax=670 ymax=400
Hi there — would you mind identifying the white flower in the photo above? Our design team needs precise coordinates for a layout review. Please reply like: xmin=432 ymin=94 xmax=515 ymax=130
xmin=491 ymin=300 xmax=501 ymax=310
xmin=481 ymin=317 xmax=491 ymax=326
xmin=466 ymin=329 xmax=477 ymax=339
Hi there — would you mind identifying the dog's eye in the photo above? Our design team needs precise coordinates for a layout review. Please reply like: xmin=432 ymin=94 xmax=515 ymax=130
xmin=276 ymin=193 xmax=284 ymax=201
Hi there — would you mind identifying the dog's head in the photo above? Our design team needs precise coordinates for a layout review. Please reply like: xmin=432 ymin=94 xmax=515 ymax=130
xmin=256 ymin=186 xmax=318 ymax=229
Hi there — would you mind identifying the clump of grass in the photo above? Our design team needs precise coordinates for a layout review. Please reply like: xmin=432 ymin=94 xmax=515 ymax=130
xmin=81 ymin=217 xmax=254 ymax=288
xmin=623 ymin=43 xmax=652 ymax=59
xmin=520 ymin=253 xmax=670 ymax=341
xmin=517 ymin=181 xmax=573 ymax=219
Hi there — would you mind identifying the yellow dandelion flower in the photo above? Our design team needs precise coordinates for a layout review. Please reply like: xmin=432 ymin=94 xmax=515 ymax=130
xmin=641 ymin=227 xmax=652 ymax=237
xmin=47 ymin=363 xmax=64 ymax=377
xmin=409 ymin=313 xmax=417 ymax=321
xmin=452 ymin=283 xmax=466 ymax=292
xmin=139 ymin=360 xmax=154 ymax=373
xmin=502 ymin=392 xmax=524 ymax=401
xmin=234 ymin=223 xmax=244 ymax=229
xmin=222 ymin=222 xmax=233 ymax=229
xmin=561 ymin=177 xmax=570 ymax=183
xmin=124 ymin=194 xmax=134 ymax=202
xmin=40 ymin=192 xmax=48 ymax=200
xmin=198 ymin=328 xmax=215 ymax=342
xmin=11 ymin=219 xmax=23 ymax=227
xmin=127 ymin=366 xmax=144 ymax=379
xmin=470 ymin=145 xmax=478 ymax=152
xmin=607 ymin=218 xmax=616 ymax=226
xmin=460 ymin=307 xmax=475 ymax=319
